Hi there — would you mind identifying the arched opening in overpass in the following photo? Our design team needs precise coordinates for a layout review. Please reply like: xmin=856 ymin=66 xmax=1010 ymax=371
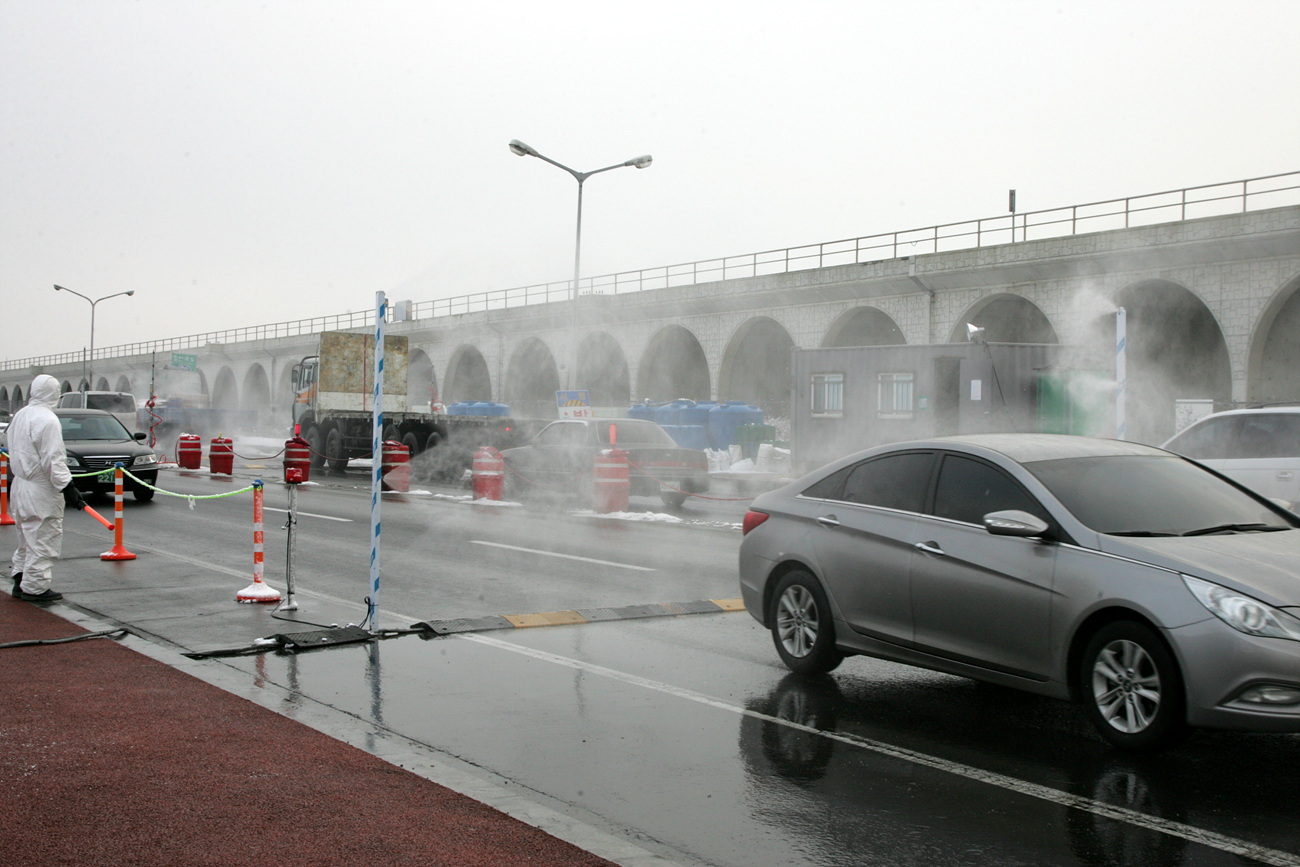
xmin=94 ymin=376 xmax=110 ymax=392
xmin=211 ymin=367 xmax=239 ymax=410
xmin=11 ymin=386 xmax=22 ymax=409
xmin=408 ymin=349 xmax=438 ymax=410
xmin=77 ymin=377 xmax=89 ymax=392
xmin=719 ymin=317 xmax=795 ymax=419
xmin=822 ymin=306 xmax=906 ymax=347
xmin=948 ymin=294 xmax=1059 ymax=344
xmin=636 ymin=325 xmax=710 ymax=404
xmin=1248 ymin=274 xmax=1300 ymax=404
xmin=443 ymin=345 xmax=492 ymax=404
xmin=243 ymin=365 xmax=271 ymax=430
xmin=115 ymin=375 xmax=132 ymax=394
xmin=61 ymin=380 xmax=74 ymax=394
xmin=1115 ymin=279 xmax=1231 ymax=444
xmin=576 ymin=332 xmax=630 ymax=407
xmin=505 ymin=338 xmax=561 ymax=418
xmin=0 ymin=387 xmax=8 ymax=412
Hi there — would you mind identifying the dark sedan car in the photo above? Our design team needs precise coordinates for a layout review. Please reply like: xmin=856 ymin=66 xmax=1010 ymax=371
xmin=2 ymin=409 xmax=159 ymax=502
xmin=739 ymin=434 xmax=1300 ymax=751
xmin=501 ymin=418 xmax=710 ymax=508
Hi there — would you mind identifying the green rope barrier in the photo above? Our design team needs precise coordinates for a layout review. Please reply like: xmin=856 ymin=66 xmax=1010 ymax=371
xmin=121 ymin=468 xmax=256 ymax=506
xmin=67 ymin=465 xmax=257 ymax=510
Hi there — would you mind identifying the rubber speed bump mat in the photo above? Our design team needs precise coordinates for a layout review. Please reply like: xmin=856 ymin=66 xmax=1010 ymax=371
xmin=414 ymin=598 xmax=744 ymax=636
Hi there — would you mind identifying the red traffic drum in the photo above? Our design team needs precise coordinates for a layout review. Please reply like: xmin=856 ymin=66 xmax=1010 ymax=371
xmin=283 ymin=436 xmax=311 ymax=484
xmin=210 ymin=437 xmax=234 ymax=475
xmin=177 ymin=434 xmax=202 ymax=470
xmin=593 ymin=448 xmax=629 ymax=513
xmin=381 ymin=440 xmax=411 ymax=492
xmin=471 ymin=445 xmax=504 ymax=501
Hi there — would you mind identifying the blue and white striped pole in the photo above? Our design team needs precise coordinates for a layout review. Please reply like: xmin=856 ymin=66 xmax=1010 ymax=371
xmin=1115 ymin=306 xmax=1127 ymax=441
xmin=369 ymin=291 xmax=386 ymax=631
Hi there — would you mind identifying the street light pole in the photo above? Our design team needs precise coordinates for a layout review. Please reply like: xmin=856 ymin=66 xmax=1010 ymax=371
xmin=509 ymin=139 xmax=652 ymax=301
xmin=53 ymin=285 xmax=135 ymax=391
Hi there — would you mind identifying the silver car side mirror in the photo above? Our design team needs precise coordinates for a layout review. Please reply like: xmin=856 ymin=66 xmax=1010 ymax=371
xmin=984 ymin=510 xmax=1050 ymax=538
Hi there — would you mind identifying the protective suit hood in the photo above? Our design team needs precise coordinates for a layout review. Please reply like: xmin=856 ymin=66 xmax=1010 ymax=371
xmin=28 ymin=374 xmax=61 ymax=410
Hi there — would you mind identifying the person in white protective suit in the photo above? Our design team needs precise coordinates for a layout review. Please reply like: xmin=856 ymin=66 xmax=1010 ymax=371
xmin=8 ymin=374 xmax=85 ymax=602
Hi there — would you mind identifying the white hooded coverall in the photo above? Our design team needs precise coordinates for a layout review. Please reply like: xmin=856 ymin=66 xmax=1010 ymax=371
xmin=9 ymin=375 xmax=73 ymax=594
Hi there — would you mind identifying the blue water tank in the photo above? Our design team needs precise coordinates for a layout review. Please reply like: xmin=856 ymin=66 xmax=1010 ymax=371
xmin=681 ymin=401 xmax=716 ymax=427
xmin=656 ymin=399 xmax=696 ymax=428
xmin=483 ymin=402 xmax=511 ymax=417
xmin=627 ymin=404 xmax=655 ymax=422
xmin=708 ymin=402 xmax=764 ymax=449
xmin=447 ymin=401 xmax=473 ymax=416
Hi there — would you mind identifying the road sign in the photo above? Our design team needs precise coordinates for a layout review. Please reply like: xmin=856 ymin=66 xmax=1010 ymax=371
xmin=170 ymin=352 xmax=197 ymax=371
xmin=556 ymin=390 xmax=592 ymax=419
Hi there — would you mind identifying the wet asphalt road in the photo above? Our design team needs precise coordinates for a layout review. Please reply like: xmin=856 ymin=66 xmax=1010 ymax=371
xmin=37 ymin=460 xmax=1300 ymax=866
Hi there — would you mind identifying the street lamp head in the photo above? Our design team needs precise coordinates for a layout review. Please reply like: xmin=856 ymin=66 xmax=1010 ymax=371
xmin=125 ymin=290 xmax=135 ymax=297
xmin=54 ymin=284 xmax=66 ymax=292
xmin=509 ymin=139 xmax=538 ymax=158
xmin=626 ymin=155 xmax=653 ymax=169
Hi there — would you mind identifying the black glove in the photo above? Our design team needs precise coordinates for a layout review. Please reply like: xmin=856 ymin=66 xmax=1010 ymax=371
xmin=61 ymin=482 xmax=86 ymax=510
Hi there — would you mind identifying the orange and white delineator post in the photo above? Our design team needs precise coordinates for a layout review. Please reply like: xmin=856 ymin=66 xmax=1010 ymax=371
xmin=0 ymin=451 xmax=14 ymax=526
xmin=236 ymin=480 xmax=281 ymax=603
xmin=100 ymin=465 xmax=137 ymax=561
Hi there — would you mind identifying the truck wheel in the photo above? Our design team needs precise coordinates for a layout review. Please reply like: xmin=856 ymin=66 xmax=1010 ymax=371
xmin=383 ymin=424 xmax=400 ymax=444
xmin=325 ymin=428 xmax=348 ymax=474
xmin=402 ymin=432 xmax=421 ymax=456
xmin=305 ymin=426 xmax=326 ymax=469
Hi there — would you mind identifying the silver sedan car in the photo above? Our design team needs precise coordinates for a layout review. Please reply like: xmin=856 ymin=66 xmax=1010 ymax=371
xmin=739 ymin=434 xmax=1300 ymax=750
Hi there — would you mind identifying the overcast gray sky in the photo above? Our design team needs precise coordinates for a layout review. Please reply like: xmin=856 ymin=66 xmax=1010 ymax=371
xmin=2 ymin=0 xmax=1297 ymax=363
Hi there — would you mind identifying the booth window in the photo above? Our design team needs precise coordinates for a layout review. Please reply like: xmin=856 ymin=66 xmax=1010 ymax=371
xmin=878 ymin=372 xmax=914 ymax=418
xmin=811 ymin=373 xmax=843 ymax=417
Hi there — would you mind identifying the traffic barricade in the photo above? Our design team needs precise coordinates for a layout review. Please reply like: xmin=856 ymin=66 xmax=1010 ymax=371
xmin=210 ymin=437 xmax=234 ymax=475
xmin=593 ymin=448 xmax=629 ymax=513
xmin=471 ymin=445 xmax=504 ymax=500
xmin=381 ymin=440 xmax=410 ymax=492
xmin=177 ymin=434 xmax=202 ymax=470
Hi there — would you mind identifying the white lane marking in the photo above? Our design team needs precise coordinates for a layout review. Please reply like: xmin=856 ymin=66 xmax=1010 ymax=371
xmin=462 ymin=632 xmax=1300 ymax=867
xmin=470 ymin=540 xmax=656 ymax=572
xmin=263 ymin=506 xmax=353 ymax=523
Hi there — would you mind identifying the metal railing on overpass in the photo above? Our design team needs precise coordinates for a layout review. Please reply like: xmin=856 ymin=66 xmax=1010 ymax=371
xmin=5 ymin=170 xmax=1297 ymax=374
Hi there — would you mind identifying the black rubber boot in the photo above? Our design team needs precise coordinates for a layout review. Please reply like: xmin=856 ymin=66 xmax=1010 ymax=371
xmin=10 ymin=572 xmax=21 ymax=596
xmin=18 ymin=588 xmax=63 ymax=603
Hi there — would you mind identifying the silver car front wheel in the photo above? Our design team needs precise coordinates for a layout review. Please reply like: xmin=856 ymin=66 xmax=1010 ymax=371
xmin=1081 ymin=621 xmax=1185 ymax=751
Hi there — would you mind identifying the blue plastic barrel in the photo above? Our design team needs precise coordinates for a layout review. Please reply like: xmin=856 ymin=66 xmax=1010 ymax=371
xmin=448 ymin=401 xmax=473 ymax=416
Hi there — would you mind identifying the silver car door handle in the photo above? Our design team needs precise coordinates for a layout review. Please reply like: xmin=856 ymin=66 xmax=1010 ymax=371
xmin=915 ymin=541 xmax=945 ymax=556
xmin=816 ymin=515 xmax=841 ymax=528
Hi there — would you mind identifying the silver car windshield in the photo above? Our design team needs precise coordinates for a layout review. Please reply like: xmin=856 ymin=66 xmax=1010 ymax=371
xmin=1025 ymin=454 xmax=1291 ymax=537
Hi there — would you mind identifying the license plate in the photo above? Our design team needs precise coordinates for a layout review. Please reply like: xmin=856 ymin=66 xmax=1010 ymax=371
xmin=96 ymin=470 xmax=116 ymax=484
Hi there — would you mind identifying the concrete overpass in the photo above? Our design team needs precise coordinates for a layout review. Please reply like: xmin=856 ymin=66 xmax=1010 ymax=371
xmin=4 ymin=172 xmax=1298 ymax=446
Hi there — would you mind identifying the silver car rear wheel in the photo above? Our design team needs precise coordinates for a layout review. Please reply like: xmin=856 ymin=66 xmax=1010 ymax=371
xmin=1081 ymin=621 xmax=1185 ymax=751
xmin=770 ymin=571 xmax=843 ymax=675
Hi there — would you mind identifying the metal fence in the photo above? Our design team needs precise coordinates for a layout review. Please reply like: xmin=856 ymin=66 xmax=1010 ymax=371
xmin=5 ymin=170 xmax=1297 ymax=374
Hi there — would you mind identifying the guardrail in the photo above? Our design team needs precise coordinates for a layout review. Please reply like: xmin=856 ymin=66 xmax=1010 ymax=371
xmin=5 ymin=170 xmax=1297 ymax=374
